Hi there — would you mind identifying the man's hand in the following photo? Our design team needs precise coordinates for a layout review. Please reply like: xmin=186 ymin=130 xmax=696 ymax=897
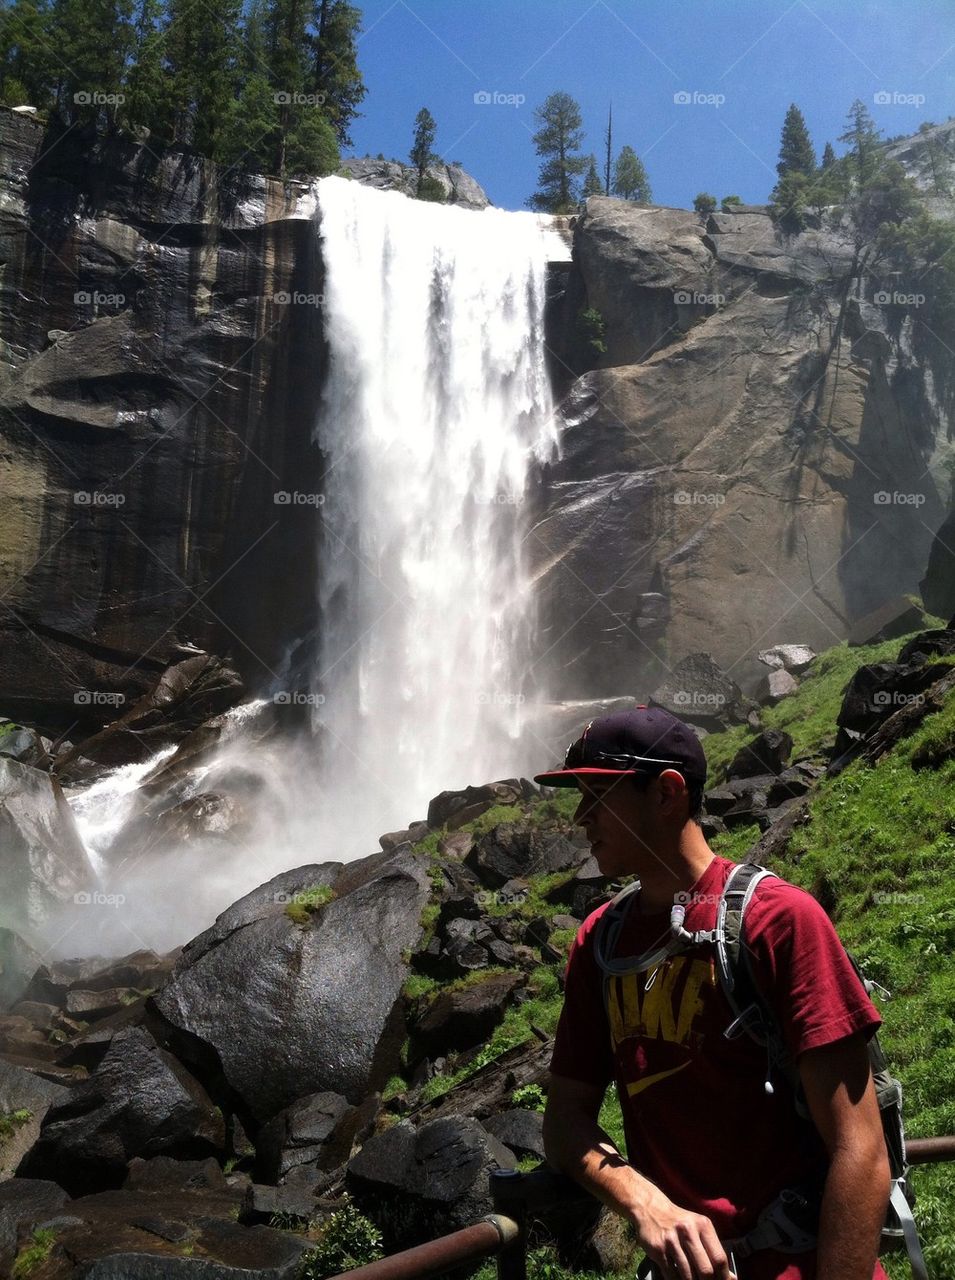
xmin=543 ymin=1074 xmax=735 ymax=1280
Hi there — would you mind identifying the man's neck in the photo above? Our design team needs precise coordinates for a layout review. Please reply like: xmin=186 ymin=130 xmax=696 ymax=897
xmin=633 ymin=827 xmax=716 ymax=913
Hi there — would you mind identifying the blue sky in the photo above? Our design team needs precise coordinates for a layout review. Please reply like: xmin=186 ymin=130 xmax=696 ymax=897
xmin=345 ymin=0 xmax=955 ymax=211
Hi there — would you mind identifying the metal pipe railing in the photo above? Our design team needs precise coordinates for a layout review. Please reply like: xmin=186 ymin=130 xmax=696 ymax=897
xmin=330 ymin=1215 xmax=520 ymax=1280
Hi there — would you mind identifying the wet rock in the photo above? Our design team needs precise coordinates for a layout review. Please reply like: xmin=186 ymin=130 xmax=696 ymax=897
xmin=466 ymin=824 xmax=588 ymax=888
xmin=19 ymin=1025 xmax=226 ymax=1193
xmin=66 ymin=987 xmax=141 ymax=1019
xmin=651 ymin=654 xmax=749 ymax=727
xmin=0 ymin=1058 xmax=68 ymax=1177
xmin=125 ymin=1155 xmax=229 ymax=1192
xmin=255 ymin=1092 xmax=356 ymax=1185
xmin=726 ymin=730 xmax=793 ymax=779
xmin=0 ymin=723 xmax=50 ymax=768
xmin=483 ymin=1108 xmax=546 ymax=1161
xmin=0 ymin=1177 xmax=70 ymax=1273
xmin=153 ymin=851 xmax=429 ymax=1121
xmin=347 ymin=1116 xmax=516 ymax=1251
xmin=0 ymin=760 xmax=97 ymax=933
xmin=408 ymin=972 xmax=523 ymax=1064
xmin=427 ymin=780 xmax=523 ymax=830
xmin=0 ymin=930 xmax=44 ymax=1014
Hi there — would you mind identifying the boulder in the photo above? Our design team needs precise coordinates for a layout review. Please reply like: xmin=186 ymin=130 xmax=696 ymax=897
xmin=726 ymin=730 xmax=794 ymax=779
xmin=919 ymin=510 xmax=955 ymax=620
xmin=408 ymin=972 xmax=523 ymax=1063
xmin=343 ymin=156 xmax=490 ymax=209
xmin=756 ymin=645 xmax=816 ymax=672
xmin=346 ymin=1116 xmax=516 ymax=1250
xmin=427 ymin=780 xmax=523 ymax=830
xmin=651 ymin=654 xmax=748 ymax=727
xmin=19 ymin=1025 xmax=226 ymax=1193
xmin=125 ymin=1155 xmax=229 ymax=1192
xmin=153 ymin=851 xmax=429 ymax=1121
xmin=466 ymin=824 xmax=589 ymax=888
xmin=255 ymin=1091 xmax=357 ymax=1185
xmin=764 ymin=668 xmax=800 ymax=702
xmin=0 ymin=723 xmax=50 ymax=768
xmin=0 ymin=759 xmax=97 ymax=934
xmin=483 ymin=1108 xmax=546 ymax=1161
xmin=0 ymin=929 xmax=44 ymax=1013
xmin=0 ymin=1177 xmax=70 ymax=1273
xmin=0 ymin=1058 xmax=69 ymax=1176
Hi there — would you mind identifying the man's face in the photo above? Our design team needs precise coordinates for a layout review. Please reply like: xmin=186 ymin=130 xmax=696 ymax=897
xmin=572 ymin=774 xmax=656 ymax=879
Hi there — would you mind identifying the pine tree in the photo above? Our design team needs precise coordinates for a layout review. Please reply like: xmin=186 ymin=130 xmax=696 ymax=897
xmin=582 ymin=155 xmax=603 ymax=198
xmin=838 ymin=98 xmax=882 ymax=183
xmin=49 ymin=0 xmax=135 ymax=127
xmin=123 ymin=0 xmax=172 ymax=137
xmin=528 ymin=90 xmax=588 ymax=213
xmin=410 ymin=106 xmax=438 ymax=196
xmin=264 ymin=0 xmax=311 ymax=173
xmin=776 ymin=104 xmax=816 ymax=178
xmin=309 ymin=0 xmax=365 ymax=147
xmin=603 ymin=102 xmax=612 ymax=195
xmin=612 ymin=144 xmax=651 ymax=201
xmin=164 ymin=0 xmax=242 ymax=156
xmin=284 ymin=102 xmax=338 ymax=175
xmin=0 ymin=0 xmax=56 ymax=109
xmin=821 ymin=141 xmax=836 ymax=170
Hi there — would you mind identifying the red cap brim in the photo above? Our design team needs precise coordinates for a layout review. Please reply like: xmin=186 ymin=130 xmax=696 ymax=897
xmin=532 ymin=767 xmax=642 ymax=788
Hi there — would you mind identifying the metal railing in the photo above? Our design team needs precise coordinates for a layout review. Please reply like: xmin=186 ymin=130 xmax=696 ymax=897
xmin=332 ymin=1138 xmax=955 ymax=1280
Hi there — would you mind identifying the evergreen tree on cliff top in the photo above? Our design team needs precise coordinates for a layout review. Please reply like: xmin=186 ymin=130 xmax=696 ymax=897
xmin=582 ymin=155 xmax=603 ymax=198
xmin=529 ymin=91 xmax=588 ymax=213
xmin=0 ymin=0 xmax=56 ymax=109
xmin=613 ymin=144 xmax=652 ymax=201
xmin=776 ymin=103 xmax=817 ymax=178
xmin=164 ymin=0 xmax=242 ymax=156
xmin=309 ymin=0 xmax=366 ymax=148
xmin=839 ymin=97 xmax=882 ymax=184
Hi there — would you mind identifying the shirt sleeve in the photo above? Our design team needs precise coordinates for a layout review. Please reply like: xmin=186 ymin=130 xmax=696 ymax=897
xmin=744 ymin=878 xmax=882 ymax=1060
xmin=549 ymin=916 xmax=615 ymax=1088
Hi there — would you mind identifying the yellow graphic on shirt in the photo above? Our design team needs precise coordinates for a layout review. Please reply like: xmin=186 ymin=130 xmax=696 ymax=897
xmin=607 ymin=956 xmax=717 ymax=1094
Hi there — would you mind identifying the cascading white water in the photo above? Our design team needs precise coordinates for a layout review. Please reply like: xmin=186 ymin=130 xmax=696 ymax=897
xmin=312 ymin=178 xmax=558 ymax=840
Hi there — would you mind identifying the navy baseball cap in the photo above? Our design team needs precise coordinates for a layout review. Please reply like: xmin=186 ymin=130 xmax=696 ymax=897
xmin=534 ymin=705 xmax=708 ymax=788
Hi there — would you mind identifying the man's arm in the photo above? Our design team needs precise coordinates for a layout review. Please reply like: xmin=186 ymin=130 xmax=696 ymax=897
xmin=799 ymin=1033 xmax=891 ymax=1280
xmin=543 ymin=1073 xmax=735 ymax=1280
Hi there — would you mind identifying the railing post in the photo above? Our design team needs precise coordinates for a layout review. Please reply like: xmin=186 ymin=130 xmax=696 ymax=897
xmin=490 ymin=1170 xmax=528 ymax=1280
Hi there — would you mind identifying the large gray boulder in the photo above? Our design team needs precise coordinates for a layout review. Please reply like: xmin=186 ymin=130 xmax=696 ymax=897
xmin=19 ymin=1025 xmax=226 ymax=1193
xmin=0 ymin=759 xmax=96 ymax=934
xmin=342 ymin=157 xmax=490 ymax=209
xmin=0 ymin=1059 xmax=69 ymax=1177
xmin=153 ymin=850 xmax=430 ymax=1122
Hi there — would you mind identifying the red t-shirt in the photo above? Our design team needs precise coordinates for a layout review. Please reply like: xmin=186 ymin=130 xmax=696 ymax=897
xmin=550 ymin=856 xmax=888 ymax=1280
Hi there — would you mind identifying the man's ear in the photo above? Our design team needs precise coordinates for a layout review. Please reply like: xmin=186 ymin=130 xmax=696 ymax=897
xmin=657 ymin=768 xmax=688 ymax=812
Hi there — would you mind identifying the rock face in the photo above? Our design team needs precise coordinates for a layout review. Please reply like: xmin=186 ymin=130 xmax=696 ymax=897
xmin=0 ymin=759 xmax=97 ymax=934
xmin=341 ymin=157 xmax=489 ymax=208
xmin=0 ymin=109 xmax=325 ymax=724
xmin=152 ymin=851 xmax=430 ymax=1122
xmin=538 ymin=186 xmax=952 ymax=699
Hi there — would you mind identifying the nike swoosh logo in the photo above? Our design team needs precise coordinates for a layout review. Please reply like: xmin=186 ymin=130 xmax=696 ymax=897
xmin=626 ymin=1061 xmax=690 ymax=1098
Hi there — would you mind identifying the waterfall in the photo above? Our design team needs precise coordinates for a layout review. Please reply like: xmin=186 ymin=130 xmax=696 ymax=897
xmin=311 ymin=177 xmax=557 ymax=841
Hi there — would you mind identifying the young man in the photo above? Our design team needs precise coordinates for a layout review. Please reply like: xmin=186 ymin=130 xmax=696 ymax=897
xmin=535 ymin=706 xmax=890 ymax=1280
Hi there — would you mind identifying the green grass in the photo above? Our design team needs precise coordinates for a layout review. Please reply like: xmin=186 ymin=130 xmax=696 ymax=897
xmin=284 ymin=884 xmax=336 ymax=925
xmin=0 ymin=1109 xmax=32 ymax=1141
xmin=12 ymin=1228 xmax=57 ymax=1277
